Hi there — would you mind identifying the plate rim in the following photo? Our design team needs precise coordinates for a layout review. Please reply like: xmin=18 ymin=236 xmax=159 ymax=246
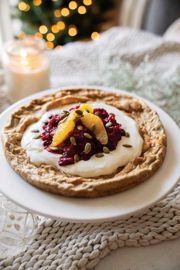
xmin=0 ymin=85 xmax=179 ymax=223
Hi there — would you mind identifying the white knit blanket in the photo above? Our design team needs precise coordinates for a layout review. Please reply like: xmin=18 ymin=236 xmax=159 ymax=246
xmin=0 ymin=25 xmax=180 ymax=270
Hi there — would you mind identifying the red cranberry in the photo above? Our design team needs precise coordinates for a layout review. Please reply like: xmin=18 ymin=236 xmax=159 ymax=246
xmin=41 ymin=107 xmax=126 ymax=166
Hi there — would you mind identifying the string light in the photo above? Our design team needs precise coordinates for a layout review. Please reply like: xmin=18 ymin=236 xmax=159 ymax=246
xmin=54 ymin=9 xmax=61 ymax=17
xmin=18 ymin=1 xmax=30 ymax=12
xmin=20 ymin=0 xmax=100 ymax=48
xmin=69 ymin=1 xmax=78 ymax=10
xmin=51 ymin=25 xmax=59 ymax=33
xmin=35 ymin=32 xmax=43 ymax=39
xmin=61 ymin=8 xmax=70 ymax=16
xmin=33 ymin=0 xmax=42 ymax=6
xmin=91 ymin=32 xmax=100 ymax=40
xmin=46 ymin=33 xmax=55 ymax=41
xmin=56 ymin=45 xmax=62 ymax=49
xmin=57 ymin=21 xmax=65 ymax=30
xmin=78 ymin=6 xmax=87 ymax=14
xmin=83 ymin=0 xmax=92 ymax=5
xmin=39 ymin=25 xmax=48 ymax=34
xmin=45 ymin=41 xmax=54 ymax=49
xmin=18 ymin=32 xmax=26 ymax=39
xmin=68 ymin=26 xmax=78 ymax=36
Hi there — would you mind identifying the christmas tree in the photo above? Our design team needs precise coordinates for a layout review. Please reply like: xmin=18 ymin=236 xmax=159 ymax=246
xmin=17 ymin=0 xmax=116 ymax=49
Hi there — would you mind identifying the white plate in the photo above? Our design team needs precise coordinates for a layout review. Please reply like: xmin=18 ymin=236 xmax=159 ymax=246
xmin=0 ymin=86 xmax=179 ymax=223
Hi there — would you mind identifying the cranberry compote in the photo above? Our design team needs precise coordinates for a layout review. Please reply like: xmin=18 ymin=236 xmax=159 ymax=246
xmin=41 ymin=108 xmax=125 ymax=166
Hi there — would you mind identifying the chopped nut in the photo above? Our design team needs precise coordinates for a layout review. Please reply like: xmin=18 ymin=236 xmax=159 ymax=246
xmin=74 ymin=154 xmax=80 ymax=162
xmin=63 ymin=110 xmax=70 ymax=115
xmin=75 ymin=109 xmax=83 ymax=115
xmin=31 ymin=129 xmax=39 ymax=133
xmin=95 ymin=153 xmax=104 ymax=158
xmin=34 ymin=135 xmax=41 ymax=139
xmin=70 ymin=136 xmax=76 ymax=145
xmin=84 ymin=133 xmax=92 ymax=139
xmin=123 ymin=144 xmax=132 ymax=148
xmin=103 ymin=146 xmax=110 ymax=153
xmin=125 ymin=132 xmax=130 ymax=138
xmin=77 ymin=125 xmax=83 ymax=130
xmin=84 ymin=143 xmax=92 ymax=154
xmin=61 ymin=113 xmax=68 ymax=120
xmin=105 ymin=122 xmax=112 ymax=128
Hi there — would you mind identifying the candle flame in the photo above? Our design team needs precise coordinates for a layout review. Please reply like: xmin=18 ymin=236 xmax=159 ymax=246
xmin=20 ymin=49 xmax=28 ymax=65
xmin=20 ymin=49 xmax=28 ymax=58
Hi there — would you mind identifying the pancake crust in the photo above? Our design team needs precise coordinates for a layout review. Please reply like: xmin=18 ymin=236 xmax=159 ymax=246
xmin=3 ymin=88 xmax=167 ymax=197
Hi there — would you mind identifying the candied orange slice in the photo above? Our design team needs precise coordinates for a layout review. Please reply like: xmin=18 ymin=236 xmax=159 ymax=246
xmin=79 ymin=104 xmax=94 ymax=114
xmin=51 ymin=111 xmax=76 ymax=147
xmin=51 ymin=104 xmax=101 ymax=146
xmin=81 ymin=113 xmax=108 ymax=145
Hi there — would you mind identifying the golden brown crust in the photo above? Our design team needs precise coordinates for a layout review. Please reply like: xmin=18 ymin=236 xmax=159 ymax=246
xmin=3 ymin=88 xmax=167 ymax=197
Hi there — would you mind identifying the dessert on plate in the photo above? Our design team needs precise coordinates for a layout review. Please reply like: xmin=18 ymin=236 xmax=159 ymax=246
xmin=2 ymin=88 xmax=167 ymax=197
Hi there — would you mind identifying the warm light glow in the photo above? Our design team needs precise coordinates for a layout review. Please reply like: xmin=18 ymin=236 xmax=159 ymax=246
xmin=33 ymin=0 xmax=42 ymax=6
xmin=18 ymin=32 xmax=26 ymax=39
xmin=69 ymin=1 xmax=78 ymax=10
xmin=91 ymin=32 xmax=100 ymax=40
xmin=46 ymin=33 xmax=55 ymax=42
xmin=78 ymin=6 xmax=87 ymax=14
xmin=57 ymin=21 xmax=65 ymax=30
xmin=54 ymin=9 xmax=61 ymax=17
xmin=83 ymin=0 xmax=92 ymax=5
xmin=35 ymin=32 xmax=43 ymax=39
xmin=45 ymin=41 xmax=54 ymax=49
xmin=20 ymin=49 xmax=29 ymax=66
xmin=61 ymin=8 xmax=70 ymax=16
xmin=39 ymin=25 xmax=48 ymax=34
xmin=56 ymin=45 xmax=62 ymax=49
xmin=51 ymin=25 xmax=59 ymax=33
xmin=18 ymin=1 xmax=30 ymax=12
xmin=68 ymin=26 xmax=78 ymax=37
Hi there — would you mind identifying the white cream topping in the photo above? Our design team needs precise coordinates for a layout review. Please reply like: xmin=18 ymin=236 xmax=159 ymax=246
xmin=21 ymin=103 xmax=143 ymax=177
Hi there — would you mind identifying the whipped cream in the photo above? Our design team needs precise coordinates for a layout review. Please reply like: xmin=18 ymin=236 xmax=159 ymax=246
xmin=21 ymin=103 xmax=143 ymax=177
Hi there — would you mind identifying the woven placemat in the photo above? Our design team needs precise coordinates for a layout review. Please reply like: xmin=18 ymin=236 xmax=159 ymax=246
xmin=0 ymin=182 xmax=180 ymax=270
xmin=0 ymin=26 xmax=180 ymax=269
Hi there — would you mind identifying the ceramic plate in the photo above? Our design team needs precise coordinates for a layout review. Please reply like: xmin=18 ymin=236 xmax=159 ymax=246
xmin=0 ymin=86 xmax=179 ymax=222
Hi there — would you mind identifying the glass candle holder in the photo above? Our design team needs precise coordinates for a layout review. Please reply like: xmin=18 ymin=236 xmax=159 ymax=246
xmin=0 ymin=194 xmax=40 ymax=259
xmin=3 ymin=36 xmax=50 ymax=102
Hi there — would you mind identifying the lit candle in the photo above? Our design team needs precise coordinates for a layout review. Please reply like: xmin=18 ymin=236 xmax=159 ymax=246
xmin=3 ymin=36 xmax=50 ymax=102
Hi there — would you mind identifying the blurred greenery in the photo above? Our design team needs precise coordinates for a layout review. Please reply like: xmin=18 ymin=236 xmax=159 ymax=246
xmin=16 ymin=0 xmax=115 ymax=47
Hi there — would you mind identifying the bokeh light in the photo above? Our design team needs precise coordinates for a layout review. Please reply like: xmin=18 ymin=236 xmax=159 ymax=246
xmin=18 ymin=2 xmax=30 ymax=12
xmin=91 ymin=31 xmax=100 ymax=40
xmin=54 ymin=9 xmax=61 ymax=17
xmin=39 ymin=25 xmax=48 ymax=34
xmin=35 ymin=32 xmax=43 ymax=39
xmin=51 ymin=25 xmax=59 ymax=33
xmin=57 ymin=21 xmax=65 ymax=30
xmin=83 ymin=0 xmax=92 ymax=6
xmin=33 ymin=0 xmax=42 ymax=6
xmin=68 ymin=26 xmax=78 ymax=36
xmin=45 ymin=41 xmax=54 ymax=49
xmin=46 ymin=33 xmax=55 ymax=41
xmin=69 ymin=1 xmax=78 ymax=10
xmin=78 ymin=6 xmax=87 ymax=14
xmin=61 ymin=8 xmax=70 ymax=16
